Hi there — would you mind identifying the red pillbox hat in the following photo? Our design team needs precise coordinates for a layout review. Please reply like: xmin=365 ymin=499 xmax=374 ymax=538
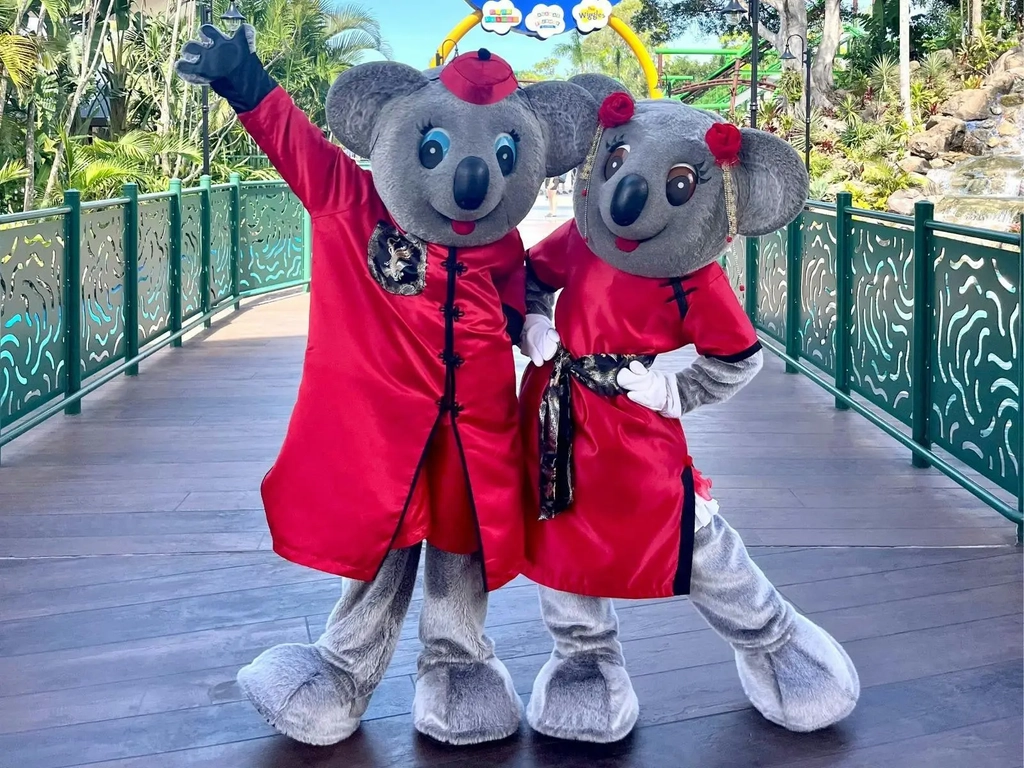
xmin=439 ymin=48 xmax=518 ymax=105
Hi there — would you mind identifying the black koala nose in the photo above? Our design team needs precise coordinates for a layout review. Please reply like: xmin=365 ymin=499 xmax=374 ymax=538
xmin=610 ymin=174 xmax=649 ymax=227
xmin=453 ymin=156 xmax=490 ymax=211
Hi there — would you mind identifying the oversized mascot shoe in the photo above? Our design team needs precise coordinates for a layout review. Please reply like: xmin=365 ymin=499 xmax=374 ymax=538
xmin=236 ymin=643 xmax=366 ymax=746
xmin=413 ymin=658 xmax=523 ymax=745
xmin=734 ymin=612 xmax=860 ymax=733
xmin=526 ymin=654 xmax=639 ymax=743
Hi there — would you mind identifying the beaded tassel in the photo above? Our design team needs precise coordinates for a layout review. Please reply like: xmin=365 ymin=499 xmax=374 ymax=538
xmin=722 ymin=166 xmax=738 ymax=243
xmin=578 ymin=129 xmax=603 ymax=241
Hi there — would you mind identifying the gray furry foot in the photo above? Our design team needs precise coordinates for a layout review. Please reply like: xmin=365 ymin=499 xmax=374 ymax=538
xmin=736 ymin=613 xmax=860 ymax=732
xmin=413 ymin=659 xmax=523 ymax=745
xmin=237 ymin=643 xmax=367 ymax=746
xmin=527 ymin=655 xmax=639 ymax=743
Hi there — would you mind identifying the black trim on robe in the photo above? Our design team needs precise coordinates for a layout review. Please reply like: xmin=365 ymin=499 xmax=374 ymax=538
xmin=672 ymin=466 xmax=697 ymax=595
xmin=706 ymin=341 xmax=763 ymax=363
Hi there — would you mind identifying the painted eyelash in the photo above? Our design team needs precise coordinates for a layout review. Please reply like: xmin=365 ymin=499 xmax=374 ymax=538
xmin=508 ymin=129 xmax=521 ymax=143
xmin=604 ymin=134 xmax=626 ymax=151
xmin=418 ymin=121 xmax=435 ymax=136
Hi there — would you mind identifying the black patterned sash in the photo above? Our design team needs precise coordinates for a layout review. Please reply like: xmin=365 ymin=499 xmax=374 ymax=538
xmin=538 ymin=347 xmax=655 ymax=520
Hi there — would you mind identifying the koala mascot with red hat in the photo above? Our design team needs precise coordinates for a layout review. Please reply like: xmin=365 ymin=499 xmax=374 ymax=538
xmin=517 ymin=75 xmax=860 ymax=742
xmin=175 ymin=26 xmax=598 ymax=746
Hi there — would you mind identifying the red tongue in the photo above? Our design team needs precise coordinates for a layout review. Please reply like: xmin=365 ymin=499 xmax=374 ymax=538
xmin=452 ymin=220 xmax=476 ymax=235
xmin=615 ymin=237 xmax=640 ymax=253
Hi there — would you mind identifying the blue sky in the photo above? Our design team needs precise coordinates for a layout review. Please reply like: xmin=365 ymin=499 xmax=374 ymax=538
xmin=357 ymin=0 xmax=716 ymax=71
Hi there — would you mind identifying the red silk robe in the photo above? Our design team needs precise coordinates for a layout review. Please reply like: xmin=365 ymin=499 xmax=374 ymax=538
xmin=519 ymin=220 xmax=760 ymax=599
xmin=239 ymin=87 xmax=526 ymax=591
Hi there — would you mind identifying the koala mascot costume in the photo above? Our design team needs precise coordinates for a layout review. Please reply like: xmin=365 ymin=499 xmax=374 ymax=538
xmin=175 ymin=26 xmax=598 ymax=746
xmin=517 ymin=77 xmax=860 ymax=743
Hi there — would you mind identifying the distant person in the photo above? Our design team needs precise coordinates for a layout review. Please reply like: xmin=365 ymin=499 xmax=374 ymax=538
xmin=546 ymin=176 xmax=558 ymax=217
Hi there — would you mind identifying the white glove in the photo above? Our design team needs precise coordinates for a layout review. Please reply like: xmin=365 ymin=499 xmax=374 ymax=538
xmin=616 ymin=360 xmax=682 ymax=419
xmin=521 ymin=314 xmax=561 ymax=366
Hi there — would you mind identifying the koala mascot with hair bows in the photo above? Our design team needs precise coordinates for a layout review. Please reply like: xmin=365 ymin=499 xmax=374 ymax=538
xmin=175 ymin=26 xmax=598 ymax=747
xmin=517 ymin=75 xmax=860 ymax=743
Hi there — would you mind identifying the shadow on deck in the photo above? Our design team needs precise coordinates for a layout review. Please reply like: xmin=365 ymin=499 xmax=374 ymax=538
xmin=0 ymin=265 xmax=1021 ymax=767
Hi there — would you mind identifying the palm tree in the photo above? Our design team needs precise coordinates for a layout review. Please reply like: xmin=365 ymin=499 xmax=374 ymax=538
xmin=899 ymin=0 xmax=911 ymax=132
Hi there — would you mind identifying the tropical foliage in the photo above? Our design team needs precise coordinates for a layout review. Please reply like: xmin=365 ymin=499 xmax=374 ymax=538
xmin=0 ymin=0 xmax=389 ymax=212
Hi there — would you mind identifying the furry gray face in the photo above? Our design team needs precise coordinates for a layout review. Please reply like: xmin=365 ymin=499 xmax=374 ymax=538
xmin=325 ymin=58 xmax=598 ymax=247
xmin=570 ymin=77 xmax=809 ymax=279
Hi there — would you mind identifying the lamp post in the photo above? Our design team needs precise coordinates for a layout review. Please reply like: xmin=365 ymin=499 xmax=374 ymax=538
xmin=200 ymin=1 xmax=246 ymax=177
xmin=722 ymin=0 xmax=759 ymax=129
xmin=781 ymin=34 xmax=812 ymax=173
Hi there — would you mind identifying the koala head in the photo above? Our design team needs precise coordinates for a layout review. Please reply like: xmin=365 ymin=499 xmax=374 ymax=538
xmin=325 ymin=50 xmax=598 ymax=247
xmin=569 ymin=75 xmax=809 ymax=279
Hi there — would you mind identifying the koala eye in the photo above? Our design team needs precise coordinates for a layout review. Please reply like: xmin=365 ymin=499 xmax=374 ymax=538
xmin=419 ymin=127 xmax=451 ymax=170
xmin=666 ymin=163 xmax=698 ymax=206
xmin=604 ymin=144 xmax=629 ymax=180
xmin=495 ymin=134 xmax=517 ymax=177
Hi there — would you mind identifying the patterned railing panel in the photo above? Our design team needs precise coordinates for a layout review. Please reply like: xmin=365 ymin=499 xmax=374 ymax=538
xmin=800 ymin=210 xmax=838 ymax=376
xmin=929 ymin=235 xmax=1020 ymax=495
xmin=81 ymin=206 xmax=125 ymax=377
xmin=138 ymin=200 xmax=172 ymax=344
xmin=0 ymin=219 xmax=66 ymax=423
xmin=755 ymin=227 xmax=787 ymax=343
xmin=210 ymin=189 xmax=233 ymax=304
xmin=240 ymin=185 xmax=305 ymax=292
xmin=848 ymin=220 xmax=915 ymax=424
xmin=181 ymin=194 xmax=203 ymax=320
xmin=721 ymin=237 xmax=746 ymax=301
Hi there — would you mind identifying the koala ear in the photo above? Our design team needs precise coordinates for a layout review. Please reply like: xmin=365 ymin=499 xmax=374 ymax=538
xmin=326 ymin=62 xmax=429 ymax=158
xmin=520 ymin=81 xmax=599 ymax=176
xmin=568 ymin=73 xmax=630 ymax=104
xmin=734 ymin=128 xmax=809 ymax=236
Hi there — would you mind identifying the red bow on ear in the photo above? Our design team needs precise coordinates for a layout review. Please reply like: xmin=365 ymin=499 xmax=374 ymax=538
xmin=706 ymin=123 xmax=742 ymax=167
xmin=599 ymin=92 xmax=635 ymax=128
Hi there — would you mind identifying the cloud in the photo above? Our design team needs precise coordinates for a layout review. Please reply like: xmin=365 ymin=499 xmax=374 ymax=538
xmin=480 ymin=1 xmax=522 ymax=35
xmin=524 ymin=4 xmax=566 ymax=40
xmin=572 ymin=0 xmax=613 ymax=34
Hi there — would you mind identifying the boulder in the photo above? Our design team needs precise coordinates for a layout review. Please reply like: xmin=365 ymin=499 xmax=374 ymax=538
xmin=962 ymin=133 xmax=987 ymax=155
xmin=1002 ymin=93 xmax=1024 ymax=108
xmin=932 ymin=49 xmax=957 ymax=67
xmin=940 ymin=88 xmax=994 ymax=121
xmin=900 ymin=156 xmax=931 ymax=174
xmin=930 ymin=157 xmax=950 ymax=169
xmin=887 ymin=188 xmax=924 ymax=216
xmin=909 ymin=130 xmax=949 ymax=159
xmin=986 ymin=71 xmax=1017 ymax=96
xmin=924 ymin=116 xmax=967 ymax=149
xmin=992 ymin=47 xmax=1024 ymax=74
xmin=987 ymin=136 xmax=1001 ymax=148
xmin=998 ymin=121 xmax=1021 ymax=138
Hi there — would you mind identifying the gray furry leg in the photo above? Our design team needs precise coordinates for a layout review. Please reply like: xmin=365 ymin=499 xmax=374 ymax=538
xmin=527 ymin=587 xmax=638 ymax=743
xmin=413 ymin=545 xmax=523 ymax=745
xmin=237 ymin=545 xmax=421 ymax=745
xmin=689 ymin=514 xmax=859 ymax=732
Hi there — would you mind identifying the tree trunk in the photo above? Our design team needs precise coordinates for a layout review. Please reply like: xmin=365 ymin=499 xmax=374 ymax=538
xmin=970 ymin=0 xmax=983 ymax=39
xmin=899 ymin=0 xmax=912 ymax=131
xmin=810 ymin=0 xmax=842 ymax=109
xmin=23 ymin=96 xmax=36 ymax=210
xmin=160 ymin=0 xmax=185 ymax=175
xmin=0 ymin=0 xmax=31 ymax=131
xmin=42 ymin=0 xmax=116 ymax=203
xmin=852 ymin=0 xmax=860 ymax=13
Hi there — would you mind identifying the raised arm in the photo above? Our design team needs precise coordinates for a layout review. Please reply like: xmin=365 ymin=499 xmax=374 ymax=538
xmin=520 ymin=221 xmax=575 ymax=366
xmin=175 ymin=24 xmax=365 ymax=216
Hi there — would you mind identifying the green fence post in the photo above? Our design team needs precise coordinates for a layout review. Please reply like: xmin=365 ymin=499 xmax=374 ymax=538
xmin=911 ymin=200 xmax=934 ymax=468
xmin=200 ymin=174 xmax=212 ymax=328
xmin=744 ymin=235 xmax=758 ymax=322
xmin=1017 ymin=213 xmax=1023 ymax=544
xmin=303 ymin=207 xmax=312 ymax=293
xmin=785 ymin=212 xmax=804 ymax=373
xmin=63 ymin=190 xmax=82 ymax=416
xmin=834 ymin=191 xmax=853 ymax=410
xmin=169 ymin=179 xmax=183 ymax=348
xmin=123 ymin=183 xmax=140 ymax=376
xmin=230 ymin=172 xmax=242 ymax=310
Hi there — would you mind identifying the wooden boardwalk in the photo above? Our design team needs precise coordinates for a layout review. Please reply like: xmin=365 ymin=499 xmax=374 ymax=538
xmin=0 ymin=208 xmax=1021 ymax=767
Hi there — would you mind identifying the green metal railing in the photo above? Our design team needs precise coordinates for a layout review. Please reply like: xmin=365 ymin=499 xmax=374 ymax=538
xmin=0 ymin=176 xmax=310 ymax=461
xmin=723 ymin=192 xmax=1023 ymax=539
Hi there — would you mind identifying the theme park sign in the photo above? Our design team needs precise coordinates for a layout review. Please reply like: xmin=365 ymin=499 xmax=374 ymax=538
xmin=466 ymin=0 xmax=622 ymax=39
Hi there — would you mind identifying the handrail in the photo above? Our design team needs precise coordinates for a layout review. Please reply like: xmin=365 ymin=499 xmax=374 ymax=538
xmin=0 ymin=205 xmax=71 ymax=224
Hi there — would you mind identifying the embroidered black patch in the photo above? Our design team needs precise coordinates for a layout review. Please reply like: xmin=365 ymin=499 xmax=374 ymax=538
xmin=367 ymin=221 xmax=427 ymax=296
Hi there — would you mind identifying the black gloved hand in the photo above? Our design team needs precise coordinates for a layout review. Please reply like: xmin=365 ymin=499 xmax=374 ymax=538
xmin=175 ymin=24 xmax=277 ymax=114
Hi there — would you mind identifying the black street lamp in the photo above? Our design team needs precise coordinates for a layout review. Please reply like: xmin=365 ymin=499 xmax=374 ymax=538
xmin=722 ymin=0 xmax=760 ymax=129
xmin=199 ymin=1 xmax=247 ymax=177
xmin=781 ymin=34 xmax=812 ymax=172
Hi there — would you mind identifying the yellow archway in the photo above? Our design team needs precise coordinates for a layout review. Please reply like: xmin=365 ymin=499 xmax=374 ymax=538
xmin=430 ymin=10 xmax=662 ymax=98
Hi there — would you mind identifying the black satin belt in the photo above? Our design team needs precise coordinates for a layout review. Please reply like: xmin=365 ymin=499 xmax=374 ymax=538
xmin=538 ymin=346 xmax=655 ymax=520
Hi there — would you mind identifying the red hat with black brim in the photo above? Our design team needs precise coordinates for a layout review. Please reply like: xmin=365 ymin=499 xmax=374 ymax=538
xmin=439 ymin=48 xmax=518 ymax=105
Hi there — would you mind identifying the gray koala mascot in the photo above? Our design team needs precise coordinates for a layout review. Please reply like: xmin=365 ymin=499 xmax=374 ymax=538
xmin=516 ymin=76 xmax=860 ymax=742
xmin=175 ymin=25 xmax=598 ymax=746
